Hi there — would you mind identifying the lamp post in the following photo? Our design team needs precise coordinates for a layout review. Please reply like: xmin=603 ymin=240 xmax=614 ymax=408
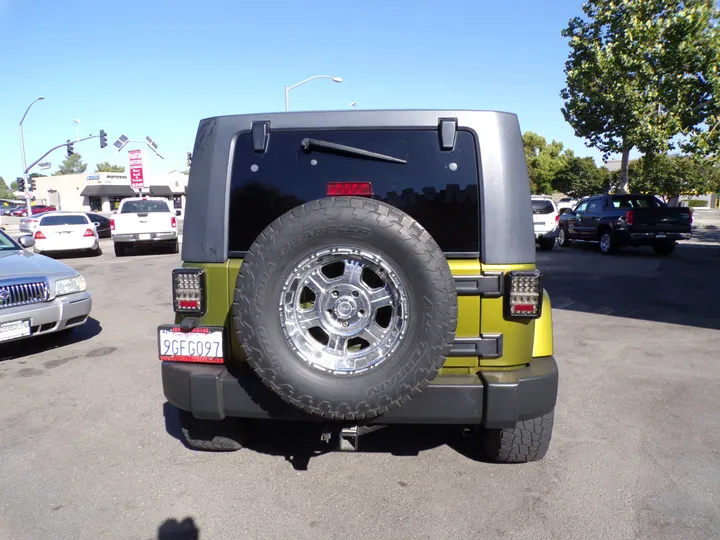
xmin=284 ymin=75 xmax=342 ymax=112
xmin=19 ymin=96 xmax=45 ymax=216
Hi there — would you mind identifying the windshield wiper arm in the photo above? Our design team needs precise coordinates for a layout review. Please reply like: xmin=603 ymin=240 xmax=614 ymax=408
xmin=300 ymin=138 xmax=407 ymax=164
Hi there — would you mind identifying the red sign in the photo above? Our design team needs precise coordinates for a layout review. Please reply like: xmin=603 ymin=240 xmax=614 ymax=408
xmin=128 ymin=149 xmax=144 ymax=188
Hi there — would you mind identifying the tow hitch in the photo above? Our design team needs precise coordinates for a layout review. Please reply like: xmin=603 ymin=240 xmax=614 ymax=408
xmin=320 ymin=424 xmax=387 ymax=451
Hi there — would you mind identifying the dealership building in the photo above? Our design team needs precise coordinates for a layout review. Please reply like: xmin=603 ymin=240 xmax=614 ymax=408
xmin=32 ymin=171 xmax=189 ymax=215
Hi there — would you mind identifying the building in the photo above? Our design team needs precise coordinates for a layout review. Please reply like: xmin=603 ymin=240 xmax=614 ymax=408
xmin=32 ymin=172 xmax=189 ymax=215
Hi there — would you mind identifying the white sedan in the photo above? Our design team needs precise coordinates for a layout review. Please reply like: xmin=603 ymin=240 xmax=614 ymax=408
xmin=32 ymin=212 xmax=102 ymax=256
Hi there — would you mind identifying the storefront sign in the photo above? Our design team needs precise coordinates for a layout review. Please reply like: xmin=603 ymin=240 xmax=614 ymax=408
xmin=128 ymin=149 xmax=145 ymax=188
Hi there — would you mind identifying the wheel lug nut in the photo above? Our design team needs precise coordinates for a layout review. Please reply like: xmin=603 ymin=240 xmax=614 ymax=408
xmin=342 ymin=321 xmax=349 ymax=327
xmin=332 ymin=291 xmax=339 ymax=297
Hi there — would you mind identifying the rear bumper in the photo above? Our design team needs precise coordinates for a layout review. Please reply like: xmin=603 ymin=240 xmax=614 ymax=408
xmin=535 ymin=228 xmax=559 ymax=240
xmin=113 ymin=232 xmax=177 ymax=243
xmin=628 ymin=232 xmax=691 ymax=242
xmin=161 ymin=356 xmax=559 ymax=428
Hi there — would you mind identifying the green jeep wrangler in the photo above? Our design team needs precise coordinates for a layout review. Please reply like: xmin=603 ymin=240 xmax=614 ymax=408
xmin=159 ymin=110 xmax=558 ymax=462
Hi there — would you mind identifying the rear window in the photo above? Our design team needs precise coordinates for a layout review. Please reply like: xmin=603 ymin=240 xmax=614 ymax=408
xmin=40 ymin=215 xmax=88 ymax=226
xmin=610 ymin=195 xmax=664 ymax=209
xmin=120 ymin=200 xmax=170 ymax=213
xmin=228 ymin=129 xmax=480 ymax=254
xmin=532 ymin=200 xmax=555 ymax=214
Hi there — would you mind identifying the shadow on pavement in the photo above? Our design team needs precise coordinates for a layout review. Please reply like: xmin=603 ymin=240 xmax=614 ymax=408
xmin=163 ymin=402 xmax=493 ymax=470
xmin=157 ymin=517 xmax=199 ymax=540
xmin=0 ymin=317 xmax=102 ymax=361
xmin=541 ymin=242 xmax=720 ymax=330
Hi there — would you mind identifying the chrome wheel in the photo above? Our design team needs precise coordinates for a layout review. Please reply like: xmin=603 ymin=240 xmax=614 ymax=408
xmin=557 ymin=228 xmax=566 ymax=246
xmin=279 ymin=247 xmax=409 ymax=376
xmin=600 ymin=233 xmax=611 ymax=253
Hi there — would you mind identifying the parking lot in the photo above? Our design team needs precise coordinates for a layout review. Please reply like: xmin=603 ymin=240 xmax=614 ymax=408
xmin=1 ymin=237 xmax=719 ymax=540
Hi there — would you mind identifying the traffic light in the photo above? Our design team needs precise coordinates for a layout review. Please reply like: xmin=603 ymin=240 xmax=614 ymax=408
xmin=67 ymin=140 xmax=74 ymax=157
xmin=186 ymin=152 xmax=192 ymax=167
xmin=17 ymin=177 xmax=25 ymax=191
xmin=29 ymin=178 xmax=37 ymax=191
xmin=99 ymin=130 xmax=107 ymax=149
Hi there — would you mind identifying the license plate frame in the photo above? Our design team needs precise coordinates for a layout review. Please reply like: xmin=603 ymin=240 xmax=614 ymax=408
xmin=157 ymin=324 xmax=225 ymax=364
xmin=138 ymin=233 xmax=151 ymax=240
xmin=0 ymin=319 xmax=31 ymax=343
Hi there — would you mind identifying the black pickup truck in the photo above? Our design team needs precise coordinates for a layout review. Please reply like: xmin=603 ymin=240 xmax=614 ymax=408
xmin=557 ymin=194 xmax=692 ymax=256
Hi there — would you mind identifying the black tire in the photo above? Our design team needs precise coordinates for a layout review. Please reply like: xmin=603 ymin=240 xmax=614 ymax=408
xmin=538 ymin=237 xmax=555 ymax=251
xmin=481 ymin=410 xmax=554 ymax=463
xmin=178 ymin=409 xmax=246 ymax=452
xmin=114 ymin=243 xmax=126 ymax=257
xmin=233 ymin=197 xmax=458 ymax=421
xmin=171 ymin=240 xmax=179 ymax=254
xmin=652 ymin=241 xmax=676 ymax=256
xmin=92 ymin=247 xmax=102 ymax=257
xmin=557 ymin=226 xmax=572 ymax=247
xmin=598 ymin=229 xmax=617 ymax=255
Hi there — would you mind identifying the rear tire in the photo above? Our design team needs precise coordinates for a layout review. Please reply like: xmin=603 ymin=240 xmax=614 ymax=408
xmin=171 ymin=240 xmax=179 ymax=254
xmin=652 ymin=241 xmax=676 ymax=256
xmin=538 ymin=237 xmax=555 ymax=251
xmin=178 ymin=409 xmax=246 ymax=452
xmin=114 ymin=243 xmax=127 ymax=257
xmin=481 ymin=410 xmax=555 ymax=463
xmin=92 ymin=246 xmax=102 ymax=257
xmin=557 ymin=226 xmax=572 ymax=247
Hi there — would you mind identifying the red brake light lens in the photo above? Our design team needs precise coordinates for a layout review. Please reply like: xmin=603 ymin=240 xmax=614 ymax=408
xmin=327 ymin=182 xmax=373 ymax=197
xmin=625 ymin=210 xmax=635 ymax=225
xmin=34 ymin=230 xmax=46 ymax=239
xmin=83 ymin=228 xmax=95 ymax=237
xmin=110 ymin=219 xmax=115 ymax=231
xmin=171 ymin=216 xmax=177 ymax=228
xmin=555 ymin=214 xmax=560 ymax=222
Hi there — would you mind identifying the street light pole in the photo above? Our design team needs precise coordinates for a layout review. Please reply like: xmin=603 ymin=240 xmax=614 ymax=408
xmin=284 ymin=75 xmax=343 ymax=111
xmin=19 ymin=96 xmax=45 ymax=216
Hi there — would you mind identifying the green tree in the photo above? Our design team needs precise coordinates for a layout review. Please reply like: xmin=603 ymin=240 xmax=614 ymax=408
xmin=553 ymin=156 xmax=610 ymax=198
xmin=10 ymin=179 xmax=19 ymax=191
xmin=29 ymin=173 xmax=46 ymax=178
xmin=560 ymin=0 xmax=720 ymax=193
xmin=0 ymin=177 xmax=12 ymax=199
xmin=95 ymin=161 xmax=125 ymax=173
xmin=523 ymin=131 xmax=571 ymax=194
xmin=54 ymin=153 xmax=87 ymax=176
xmin=629 ymin=153 xmax=720 ymax=203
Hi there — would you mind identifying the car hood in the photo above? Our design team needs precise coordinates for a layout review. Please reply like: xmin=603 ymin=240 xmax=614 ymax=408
xmin=0 ymin=249 xmax=79 ymax=280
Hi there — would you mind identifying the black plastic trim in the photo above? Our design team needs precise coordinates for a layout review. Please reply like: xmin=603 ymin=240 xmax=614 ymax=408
xmin=449 ymin=335 xmax=503 ymax=358
xmin=438 ymin=118 xmax=458 ymax=150
xmin=453 ymin=272 xmax=504 ymax=297
xmin=251 ymin=121 xmax=270 ymax=152
xmin=161 ymin=356 xmax=559 ymax=426
xmin=229 ymin=250 xmax=480 ymax=260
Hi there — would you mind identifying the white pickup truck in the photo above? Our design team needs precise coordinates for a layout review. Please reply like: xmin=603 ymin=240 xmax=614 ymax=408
xmin=110 ymin=197 xmax=179 ymax=257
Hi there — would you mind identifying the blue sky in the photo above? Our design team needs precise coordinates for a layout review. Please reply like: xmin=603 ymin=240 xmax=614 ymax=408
xmin=0 ymin=0 xmax=618 ymax=184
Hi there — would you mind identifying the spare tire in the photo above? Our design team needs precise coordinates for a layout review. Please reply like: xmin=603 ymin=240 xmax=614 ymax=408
xmin=232 ymin=197 xmax=458 ymax=420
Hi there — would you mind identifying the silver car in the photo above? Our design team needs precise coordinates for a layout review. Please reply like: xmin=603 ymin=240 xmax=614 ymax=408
xmin=0 ymin=230 xmax=92 ymax=344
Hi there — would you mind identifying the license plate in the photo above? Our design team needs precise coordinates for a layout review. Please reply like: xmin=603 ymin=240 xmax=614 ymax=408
xmin=656 ymin=233 xmax=666 ymax=238
xmin=534 ymin=221 xmax=544 ymax=226
xmin=157 ymin=325 xmax=224 ymax=363
xmin=138 ymin=233 xmax=151 ymax=240
xmin=0 ymin=319 xmax=31 ymax=343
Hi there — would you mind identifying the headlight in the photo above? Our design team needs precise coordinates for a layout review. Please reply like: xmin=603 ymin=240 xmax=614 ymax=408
xmin=55 ymin=275 xmax=86 ymax=296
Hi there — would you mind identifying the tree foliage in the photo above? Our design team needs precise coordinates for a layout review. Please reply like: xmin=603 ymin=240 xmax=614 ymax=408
xmin=561 ymin=0 xmax=720 ymax=191
xmin=0 ymin=177 xmax=13 ymax=199
xmin=552 ymin=156 xmax=611 ymax=198
xmin=523 ymin=131 xmax=573 ymax=194
xmin=95 ymin=162 xmax=126 ymax=173
xmin=628 ymin=153 xmax=720 ymax=201
xmin=54 ymin=153 xmax=88 ymax=176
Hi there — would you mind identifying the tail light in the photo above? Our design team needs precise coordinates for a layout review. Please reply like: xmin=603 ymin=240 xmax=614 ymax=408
xmin=173 ymin=268 xmax=205 ymax=314
xmin=625 ymin=210 xmax=635 ymax=225
xmin=327 ymin=182 xmax=373 ymax=196
xmin=34 ymin=230 xmax=46 ymax=240
xmin=83 ymin=229 xmax=96 ymax=237
xmin=555 ymin=214 xmax=560 ymax=223
xmin=505 ymin=270 xmax=543 ymax=319
xmin=110 ymin=219 xmax=115 ymax=231
xmin=171 ymin=216 xmax=177 ymax=228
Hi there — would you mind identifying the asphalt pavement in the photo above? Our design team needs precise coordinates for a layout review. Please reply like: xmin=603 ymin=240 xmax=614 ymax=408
xmin=0 ymin=238 xmax=719 ymax=540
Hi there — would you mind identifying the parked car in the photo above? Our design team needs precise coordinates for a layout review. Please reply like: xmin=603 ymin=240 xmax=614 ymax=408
xmin=32 ymin=212 xmax=101 ymax=256
xmin=12 ymin=205 xmax=56 ymax=217
xmin=19 ymin=212 xmax=51 ymax=235
xmin=1 ymin=204 xmax=24 ymax=216
xmin=556 ymin=197 xmax=578 ymax=212
xmin=557 ymin=193 xmax=692 ymax=255
xmin=85 ymin=213 xmax=112 ymax=238
xmin=110 ymin=197 xmax=179 ymax=256
xmin=158 ymin=110 xmax=558 ymax=462
xmin=0 ymin=228 xmax=92 ymax=344
xmin=531 ymin=195 xmax=559 ymax=251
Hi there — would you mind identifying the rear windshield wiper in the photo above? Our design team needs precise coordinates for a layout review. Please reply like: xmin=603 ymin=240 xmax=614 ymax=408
xmin=300 ymin=138 xmax=407 ymax=164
